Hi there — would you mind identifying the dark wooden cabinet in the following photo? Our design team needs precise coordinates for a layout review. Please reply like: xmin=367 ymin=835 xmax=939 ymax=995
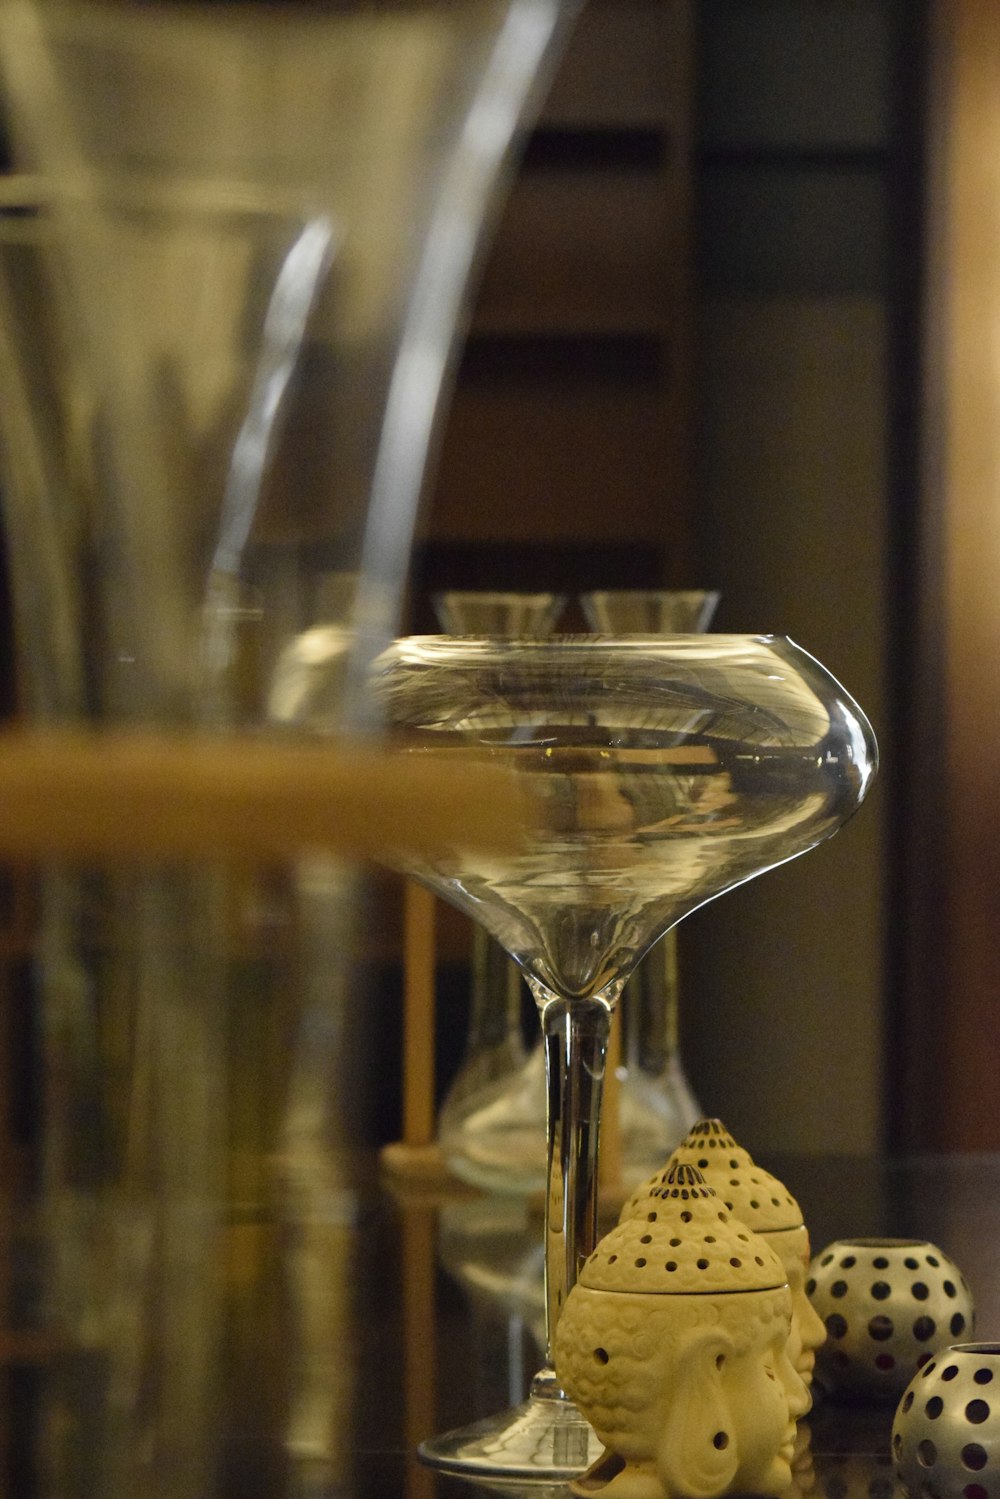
xmin=409 ymin=0 xmax=696 ymax=624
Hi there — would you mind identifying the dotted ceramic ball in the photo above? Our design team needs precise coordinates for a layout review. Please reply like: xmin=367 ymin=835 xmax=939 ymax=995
xmin=893 ymin=1344 xmax=1000 ymax=1499
xmin=808 ymin=1239 xmax=974 ymax=1400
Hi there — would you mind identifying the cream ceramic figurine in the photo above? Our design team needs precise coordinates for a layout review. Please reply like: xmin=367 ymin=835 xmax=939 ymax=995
xmin=554 ymin=1163 xmax=810 ymax=1499
xmin=622 ymin=1119 xmax=825 ymax=1384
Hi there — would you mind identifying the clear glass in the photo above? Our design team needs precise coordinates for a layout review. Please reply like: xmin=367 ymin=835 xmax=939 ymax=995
xmin=0 ymin=0 xmax=575 ymax=726
xmin=441 ymin=589 xmax=720 ymax=1193
xmin=433 ymin=589 xmax=568 ymax=636
xmin=0 ymin=3 xmax=574 ymax=1494
xmin=372 ymin=633 xmax=878 ymax=1479
xmin=580 ymin=589 xmax=721 ymax=1185
xmin=581 ymin=588 xmax=721 ymax=634
xmin=430 ymin=591 xmax=567 ymax=1190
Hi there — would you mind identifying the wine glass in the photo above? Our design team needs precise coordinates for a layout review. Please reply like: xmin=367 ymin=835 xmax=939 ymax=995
xmin=579 ymin=589 xmax=722 ymax=1186
xmin=372 ymin=633 xmax=878 ymax=1480
xmin=580 ymin=588 xmax=720 ymax=633
xmin=440 ymin=588 xmax=721 ymax=1193
xmin=431 ymin=591 xmax=567 ymax=1189
xmin=433 ymin=590 xmax=568 ymax=636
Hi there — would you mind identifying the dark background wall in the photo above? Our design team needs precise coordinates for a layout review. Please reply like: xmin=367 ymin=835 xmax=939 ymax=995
xmin=0 ymin=0 xmax=931 ymax=1162
xmin=677 ymin=0 xmax=925 ymax=1154
xmin=410 ymin=0 xmax=926 ymax=1157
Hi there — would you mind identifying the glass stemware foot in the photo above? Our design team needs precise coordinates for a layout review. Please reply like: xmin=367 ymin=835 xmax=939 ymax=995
xmin=419 ymin=1366 xmax=602 ymax=1478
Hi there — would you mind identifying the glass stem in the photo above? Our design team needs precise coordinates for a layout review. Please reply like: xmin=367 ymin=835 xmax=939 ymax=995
xmin=529 ymin=978 xmax=619 ymax=1374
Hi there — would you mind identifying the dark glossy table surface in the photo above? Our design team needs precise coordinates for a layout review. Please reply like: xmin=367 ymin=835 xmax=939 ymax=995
xmin=5 ymin=1152 xmax=999 ymax=1498
xmin=308 ymin=1152 xmax=1000 ymax=1498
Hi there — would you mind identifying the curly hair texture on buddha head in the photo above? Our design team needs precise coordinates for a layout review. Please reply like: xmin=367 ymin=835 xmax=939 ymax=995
xmin=554 ymin=1283 xmax=792 ymax=1466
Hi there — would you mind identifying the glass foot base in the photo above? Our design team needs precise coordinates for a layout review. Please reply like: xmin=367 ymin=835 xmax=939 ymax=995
xmin=417 ymin=1372 xmax=603 ymax=1482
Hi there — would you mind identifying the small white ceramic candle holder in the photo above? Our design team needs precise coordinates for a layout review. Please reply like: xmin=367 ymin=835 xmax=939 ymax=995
xmin=807 ymin=1238 xmax=975 ymax=1401
xmin=893 ymin=1343 xmax=1000 ymax=1499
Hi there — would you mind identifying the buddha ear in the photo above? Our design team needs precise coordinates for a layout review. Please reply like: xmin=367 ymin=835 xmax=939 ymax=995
xmin=656 ymin=1328 xmax=739 ymax=1499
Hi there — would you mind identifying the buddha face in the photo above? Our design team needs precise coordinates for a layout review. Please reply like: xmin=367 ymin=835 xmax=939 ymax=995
xmin=555 ymin=1285 xmax=810 ymax=1499
xmin=771 ymin=1227 xmax=826 ymax=1381
xmin=724 ymin=1305 xmax=811 ymax=1497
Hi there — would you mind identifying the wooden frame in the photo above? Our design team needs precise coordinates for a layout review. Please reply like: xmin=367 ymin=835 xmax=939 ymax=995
xmin=900 ymin=0 xmax=1000 ymax=1148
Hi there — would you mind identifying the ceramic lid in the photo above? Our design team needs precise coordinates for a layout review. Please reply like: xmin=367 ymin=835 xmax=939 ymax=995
xmin=622 ymin=1119 xmax=804 ymax=1235
xmin=583 ymin=1164 xmax=787 ymax=1294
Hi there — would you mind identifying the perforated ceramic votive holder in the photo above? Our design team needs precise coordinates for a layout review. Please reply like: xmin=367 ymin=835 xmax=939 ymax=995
xmin=807 ymin=1239 xmax=975 ymax=1401
xmin=628 ymin=1117 xmax=826 ymax=1385
xmin=554 ymin=1164 xmax=810 ymax=1499
xmin=893 ymin=1343 xmax=1000 ymax=1499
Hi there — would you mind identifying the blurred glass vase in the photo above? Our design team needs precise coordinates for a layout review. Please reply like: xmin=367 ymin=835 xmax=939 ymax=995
xmin=581 ymin=589 xmax=720 ymax=634
xmin=0 ymin=4 xmax=575 ymax=1497
xmin=433 ymin=589 xmax=568 ymax=637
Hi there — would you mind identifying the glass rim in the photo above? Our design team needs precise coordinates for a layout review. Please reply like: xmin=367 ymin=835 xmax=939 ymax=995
xmin=935 ymin=1344 xmax=1000 ymax=1357
xmin=391 ymin=632 xmax=781 ymax=649
xmin=581 ymin=588 xmax=722 ymax=602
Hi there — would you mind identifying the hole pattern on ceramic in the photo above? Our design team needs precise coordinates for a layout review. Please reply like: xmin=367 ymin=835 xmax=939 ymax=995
xmin=808 ymin=1240 xmax=975 ymax=1400
xmin=894 ymin=1345 xmax=1000 ymax=1499
xmin=620 ymin=1118 xmax=826 ymax=1384
xmin=594 ymin=1163 xmax=785 ymax=1295
xmin=555 ymin=1165 xmax=809 ymax=1499
xmin=622 ymin=1118 xmax=799 ymax=1231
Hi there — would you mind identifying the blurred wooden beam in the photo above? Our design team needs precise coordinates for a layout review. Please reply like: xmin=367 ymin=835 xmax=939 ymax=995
xmin=0 ymin=730 xmax=528 ymax=867
xmin=907 ymin=0 xmax=1000 ymax=1147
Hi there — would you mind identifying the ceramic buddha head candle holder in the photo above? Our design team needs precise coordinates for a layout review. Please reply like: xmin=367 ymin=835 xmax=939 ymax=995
xmin=554 ymin=1164 xmax=810 ymax=1499
xmin=622 ymin=1119 xmax=826 ymax=1385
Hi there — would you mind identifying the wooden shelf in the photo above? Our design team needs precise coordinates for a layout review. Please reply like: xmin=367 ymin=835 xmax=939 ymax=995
xmin=418 ymin=0 xmax=695 ymax=598
xmin=540 ymin=0 xmax=690 ymax=133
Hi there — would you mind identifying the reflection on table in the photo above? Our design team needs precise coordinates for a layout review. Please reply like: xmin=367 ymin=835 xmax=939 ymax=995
xmin=2 ymin=1153 xmax=998 ymax=1497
